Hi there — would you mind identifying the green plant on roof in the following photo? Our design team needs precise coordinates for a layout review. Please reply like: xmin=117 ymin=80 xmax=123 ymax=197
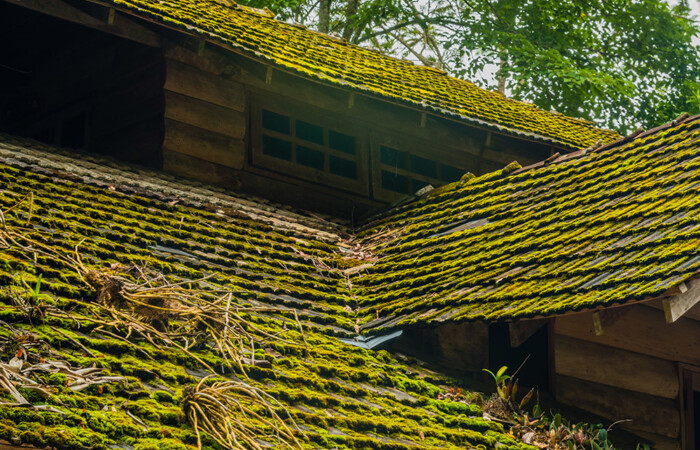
xmin=8 ymin=273 xmax=53 ymax=324
xmin=482 ymin=365 xmax=534 ymax=411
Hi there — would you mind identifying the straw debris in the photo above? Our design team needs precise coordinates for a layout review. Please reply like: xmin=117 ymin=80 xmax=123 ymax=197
xmin=181 ymin=376 xmax=302 ymax=450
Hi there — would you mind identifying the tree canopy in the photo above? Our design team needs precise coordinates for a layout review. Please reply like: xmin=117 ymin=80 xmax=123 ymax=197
xmin=240 ymin=0 xmax=700 ymax=133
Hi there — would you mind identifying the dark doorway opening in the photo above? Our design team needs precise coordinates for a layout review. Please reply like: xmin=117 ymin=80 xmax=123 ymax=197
xmin=681 ymin=369 xmax=699 ymax=450
xmin=693 ymin=391 xmax=699 ymax=447
xmin=0 ymin=2 xmax=165 ymax=165
xmin=488 ymin=322 xmax=550 ymax=392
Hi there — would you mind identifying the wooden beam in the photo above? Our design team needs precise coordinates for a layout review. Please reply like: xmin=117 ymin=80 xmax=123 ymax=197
xmin=591 ymin=307 xmax=627 ymax=336
xmin=508 ymin=318 xmax=546 ymax=347
xmin=6 ymin=0 xmax=162 ymax=47
xmin=592 ymin=311 xmax=603 ymax=335
xmin=554 ymin=305 xmax=700 ymax=366
xmin=662 ymin=280 xmax=700 ymax=323
xmin=554 ymin=335 xmax=679 ymax=399
xmin=555 ymin=375 xmax=680 ymax=438
xmin=644 ymin=297 xmax=700 ymax=322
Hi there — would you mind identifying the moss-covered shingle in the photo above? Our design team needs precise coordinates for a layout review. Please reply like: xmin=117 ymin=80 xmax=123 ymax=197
xmin=355 ymin=115 xmax=700 ymax=330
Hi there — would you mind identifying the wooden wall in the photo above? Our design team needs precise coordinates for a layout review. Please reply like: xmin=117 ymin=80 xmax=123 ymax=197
xmin=159 ymin=39 xmax=555 ymax=217
xmin=162 ymin=58 xmax=246 ymax=177
xmin=552 ymin=301 xmax=700 ymax=449
xmin=1 ymin=0 xmax=560 ymax=217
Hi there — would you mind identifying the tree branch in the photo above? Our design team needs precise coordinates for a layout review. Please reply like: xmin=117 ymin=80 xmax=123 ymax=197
xmin=390 ymin=31 xmax=435 ymax=67
xmin=482 ymin=0 xmax=513 ymax=31
xmin=357 ymin=16 xmax=464 ymax=43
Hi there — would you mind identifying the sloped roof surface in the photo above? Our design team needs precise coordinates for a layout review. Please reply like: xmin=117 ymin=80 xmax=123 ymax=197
xmin=103 ymin=0 xmax=618 ymax=149
xmin=0 ymin=135 xmax=529 ymax=449
xmin=355 ymin=115 xmax=700 ymax=332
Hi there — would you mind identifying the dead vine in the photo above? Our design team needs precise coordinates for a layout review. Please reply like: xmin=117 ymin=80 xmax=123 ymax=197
xmin=181 ymin=376 xmax=302 ymax=450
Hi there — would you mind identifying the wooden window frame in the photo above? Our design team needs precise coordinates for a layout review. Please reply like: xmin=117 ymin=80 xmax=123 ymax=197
xmin=250 ymin=96 xmax=370 ymax=196
xmin=370 ymin=132 xmax=470 ymax=202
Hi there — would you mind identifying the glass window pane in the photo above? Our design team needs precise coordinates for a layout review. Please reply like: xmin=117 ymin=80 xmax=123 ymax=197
xmin=329 ymin=156 xmax=357 ymax=179
xmin=296 ymin=121 xmax=324 ymax=144
xmin=262 ymin=135 xmax=292 ymax=161
xmin=329 ymin=130 xmax=356 ymax=155
xmin=410 ymin=155 xmax=437 ymax=178
xmin=381 ymin=170 xmax=410 ymax=194
xmin=380 ymin=145 xmax=408 ymax=169
xmin=262 ymin=110 xmax=290 ymax=134
xmin=440 ymin=164 xmax=464 ymax=182
xmin=297 ymin=145 xmax=325 ymax=170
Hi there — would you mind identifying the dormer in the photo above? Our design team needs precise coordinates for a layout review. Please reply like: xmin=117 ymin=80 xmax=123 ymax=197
xmin=0 ymin=0 xmax=619 ymax=218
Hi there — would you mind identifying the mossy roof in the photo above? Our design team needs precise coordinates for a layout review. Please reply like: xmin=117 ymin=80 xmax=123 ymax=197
xmin=99 ymin=0 xmax=619 ymax=149
xmin=1 ymin=112 xmax=697 ymax=447
xmin=354 ymin=114 xmax=700 ymax=332
xmin=0 ymin=135 xmax=532 ymax=450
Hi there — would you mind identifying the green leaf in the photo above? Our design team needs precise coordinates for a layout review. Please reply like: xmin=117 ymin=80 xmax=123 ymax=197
xmin=495 ymin=365 xmax=509 ymax=379
xmin=34 ymin=274 xmax=42 ymax=297
xmin=532 ymin=404 xmax=542 ymax=417
xmin=553 ymin=413 xmax=562 ymax=428
xmin=482 ymin=368 xmax=497 ymax=381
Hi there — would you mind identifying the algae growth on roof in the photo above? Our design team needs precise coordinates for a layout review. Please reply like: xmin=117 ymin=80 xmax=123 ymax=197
xmin=0 ymin=135 xmax=533 ymax=449
xmin=101 ymin=0 xmax=618 ymax=149
xmin=354 ymin=115 xmax=700 ymax=332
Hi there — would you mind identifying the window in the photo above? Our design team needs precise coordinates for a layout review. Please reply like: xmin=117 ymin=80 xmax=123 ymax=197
xmin=251 ymin=97 xmax=473 ymax=203
xmin=375 ymin=143 xmax=465 ymax=197
xmin=251 ymin=101 xmax=368 ymax=195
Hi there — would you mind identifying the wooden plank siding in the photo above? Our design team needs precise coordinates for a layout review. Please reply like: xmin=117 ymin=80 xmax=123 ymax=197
xmin=164 ymin=91 xmax=245 ymax=139
xmin=555 ymin=375 xmax=681 ymax=439
xmin=163 ymin=119 xmax=245 ymax=169
xmin=164 ymin=59 xmax=246 ymax=111
xmin=554 ymin=336 xmax=679 ymax=399
xmin=553 ymin=303 xmax=700 ymax=448
xmin=162 ymin=56 xmax=247 ymax=180
xmin=554 ymin=305 xmax=700 ymax=367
